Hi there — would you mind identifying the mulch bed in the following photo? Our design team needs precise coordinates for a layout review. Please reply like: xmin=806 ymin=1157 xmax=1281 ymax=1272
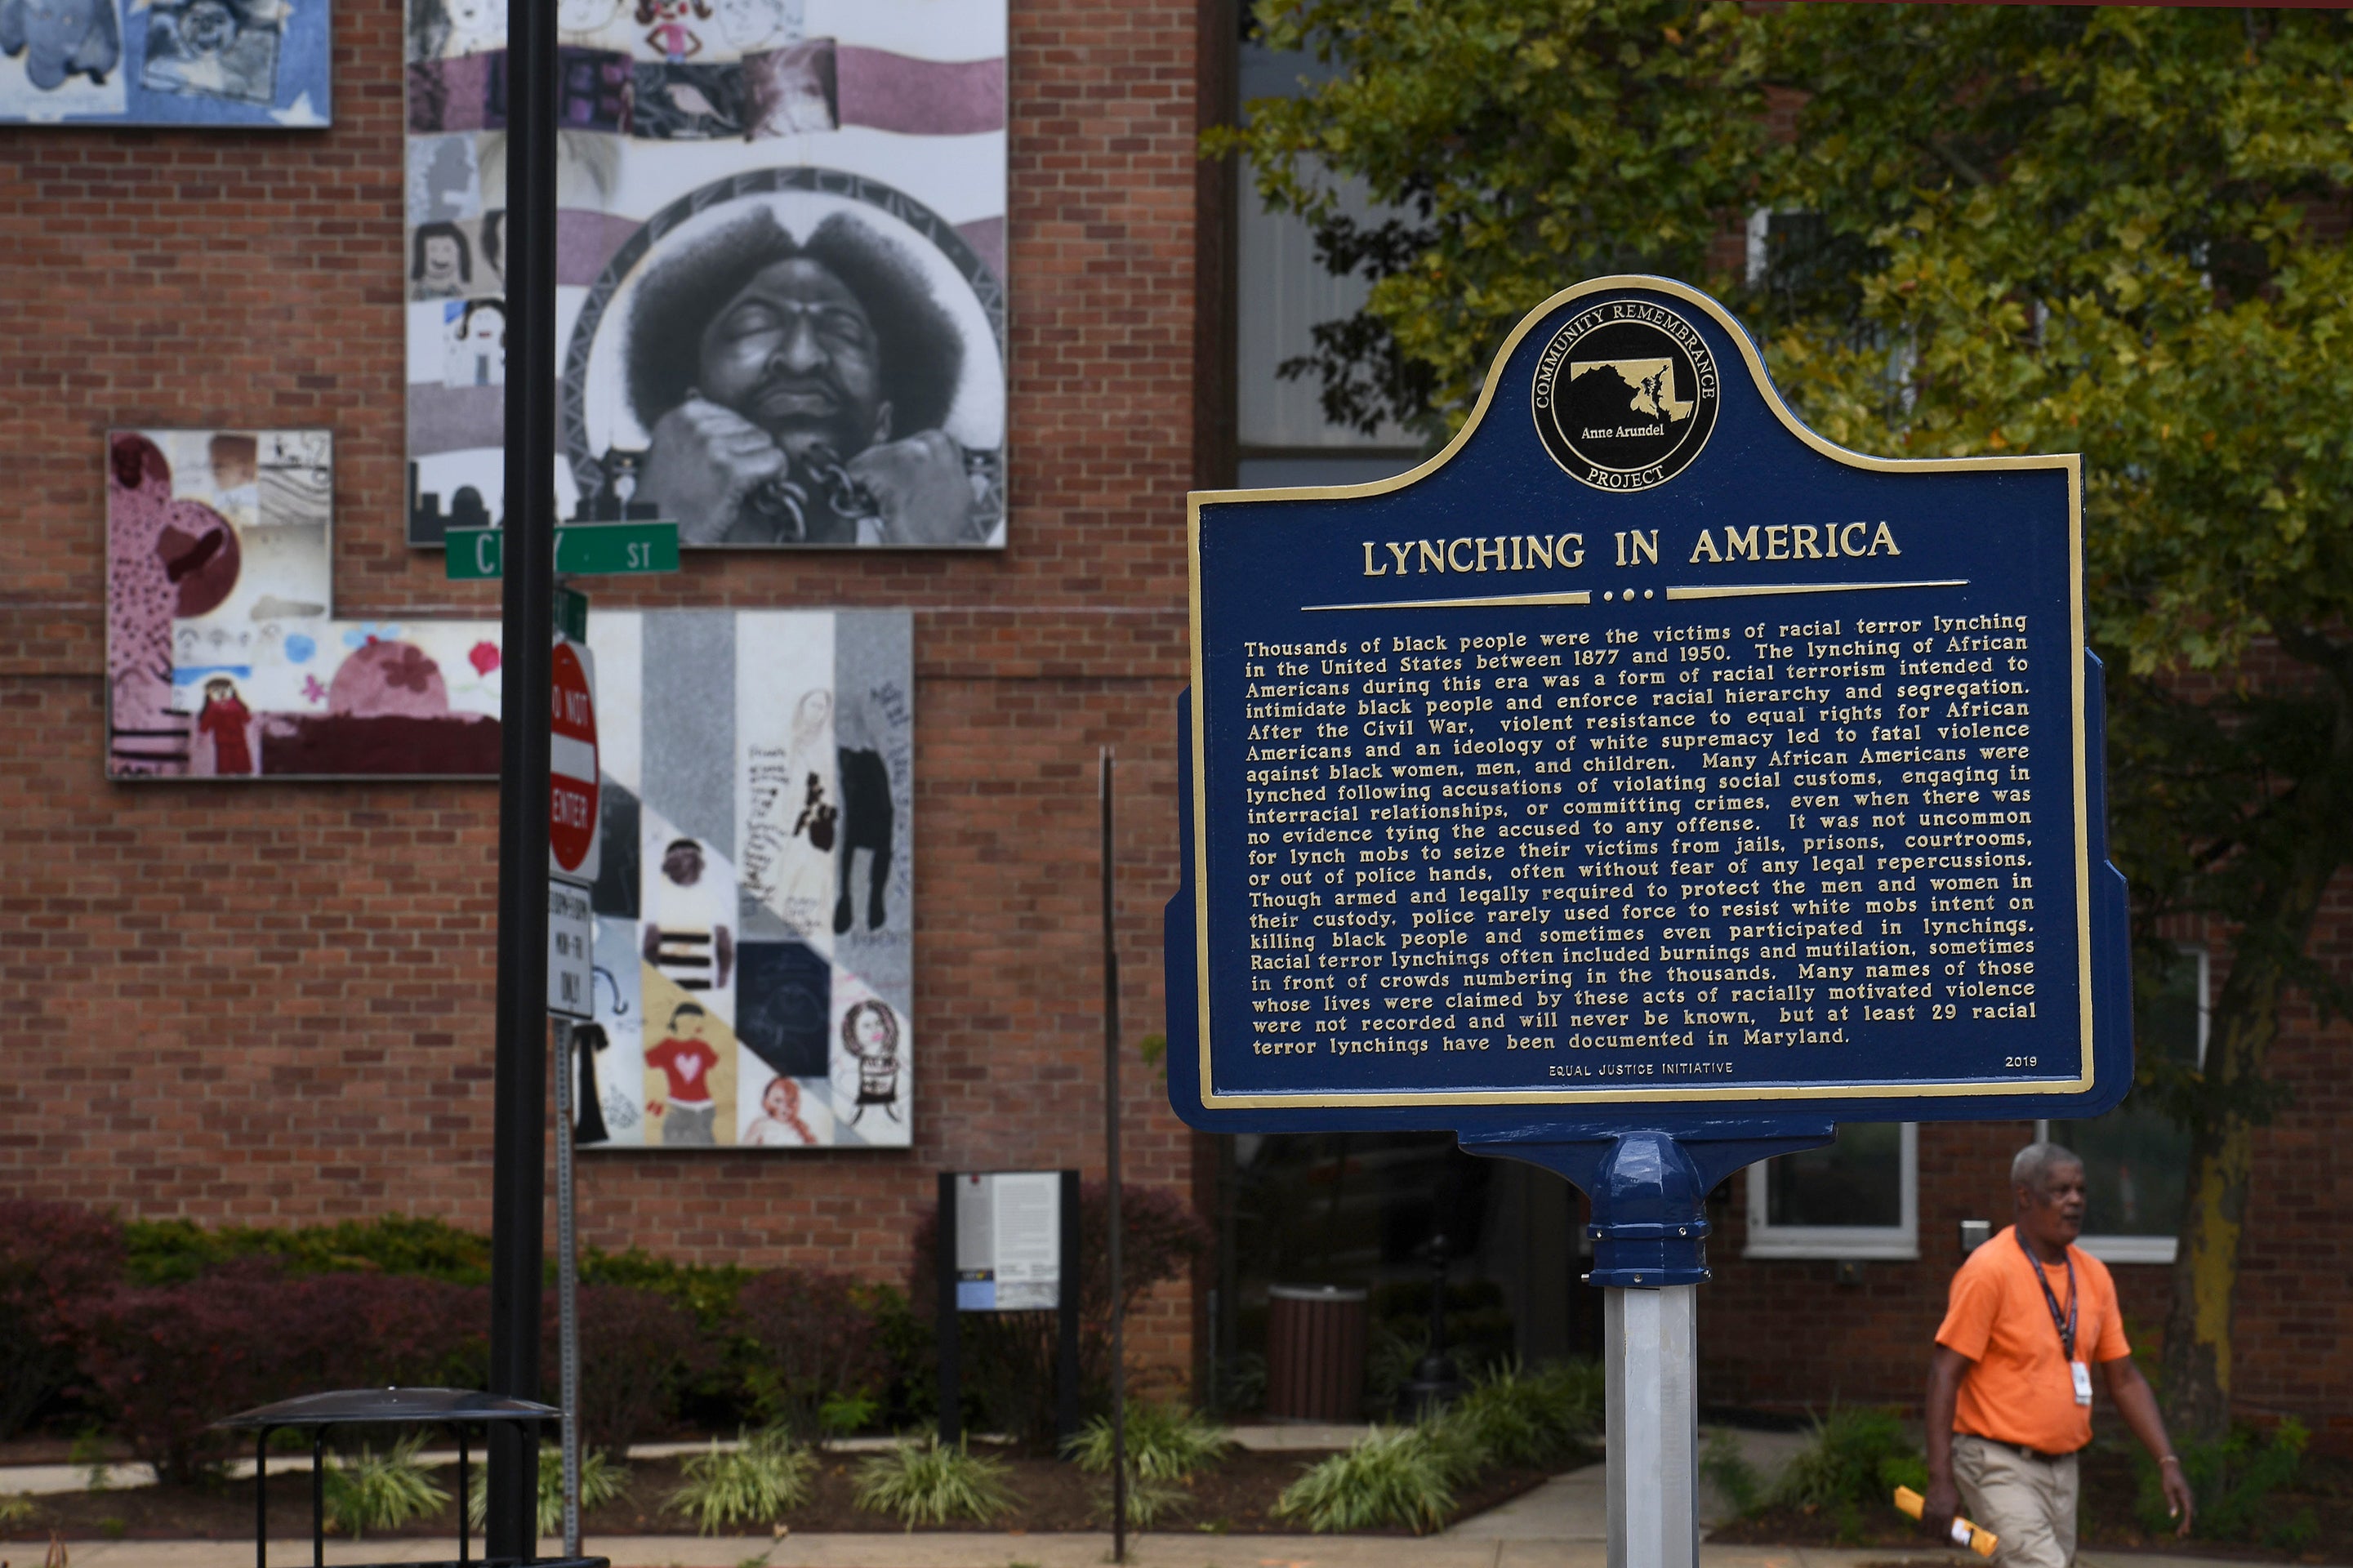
xmin=2 ymin=1446 xmax=1572 ymax=1542
xmin=1709 ymin=1445 xmax=2353 ymax=1563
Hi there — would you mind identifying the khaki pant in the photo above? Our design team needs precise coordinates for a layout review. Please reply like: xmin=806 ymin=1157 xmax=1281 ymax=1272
xmin=1953 ymin=1432 xmax=2081 ymax=1568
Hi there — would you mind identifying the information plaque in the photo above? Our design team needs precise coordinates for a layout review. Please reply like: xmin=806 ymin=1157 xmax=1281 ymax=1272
xmin=1166 ymin=277 xmax=2130 ymax=1135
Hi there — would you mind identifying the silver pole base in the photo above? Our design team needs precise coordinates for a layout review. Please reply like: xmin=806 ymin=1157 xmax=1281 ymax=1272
xmin=1605 ymin=1285 xmax=1698 ymax=1568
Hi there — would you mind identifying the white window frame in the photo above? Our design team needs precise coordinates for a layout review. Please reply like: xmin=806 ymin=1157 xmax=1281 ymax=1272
xmin=1743 ymin=1122 xmax=1919 ymax=1260
xmin=2040 ymin=947 xmax=2208 ymax=1267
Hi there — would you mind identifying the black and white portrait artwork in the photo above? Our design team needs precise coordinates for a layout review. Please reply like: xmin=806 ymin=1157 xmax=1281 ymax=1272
xmin=565 ymin=176 xmax=1006 ymax=549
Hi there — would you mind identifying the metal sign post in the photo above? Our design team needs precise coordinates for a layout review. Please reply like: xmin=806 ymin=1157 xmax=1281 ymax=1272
xmin=554 ymin=1016 xmax=583 ymax=1560
xmin=1100 ymin=749 xmax=1127 ymax=1564
xmin=484 ymin=0 xmax=559 ymax=1535
xmin=1165 ymin=277 xmax=2134 ymax=1568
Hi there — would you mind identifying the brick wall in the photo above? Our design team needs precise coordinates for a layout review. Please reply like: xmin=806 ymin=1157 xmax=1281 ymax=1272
xmin=0 ymin=0 xmax=1206 ymax=1372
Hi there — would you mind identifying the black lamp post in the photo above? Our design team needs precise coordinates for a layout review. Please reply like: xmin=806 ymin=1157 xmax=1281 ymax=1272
xmin=1398 ymin=1232 xmax=1468 ymax=1418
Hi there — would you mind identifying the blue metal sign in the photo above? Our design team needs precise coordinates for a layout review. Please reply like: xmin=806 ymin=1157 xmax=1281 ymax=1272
xmin=1165 ymin=277 xmax=2131 ymax=1152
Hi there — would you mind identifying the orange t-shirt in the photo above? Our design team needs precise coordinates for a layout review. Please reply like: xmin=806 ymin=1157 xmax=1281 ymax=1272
xmin=1935 ymin=1224 xmax=2129 ymax=1455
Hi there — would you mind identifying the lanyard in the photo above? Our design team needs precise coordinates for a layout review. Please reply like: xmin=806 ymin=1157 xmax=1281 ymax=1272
xmin=2017 ymin=1226 xmax=2077 ymax=1360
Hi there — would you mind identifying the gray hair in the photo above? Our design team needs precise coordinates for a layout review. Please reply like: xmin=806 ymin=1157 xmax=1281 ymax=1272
xmin=2012 ymin=1141 xmax=2083 ymax=1192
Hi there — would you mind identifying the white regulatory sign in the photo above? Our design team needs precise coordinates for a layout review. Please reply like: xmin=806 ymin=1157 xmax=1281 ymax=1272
xmin=549 ymin=880 xmax=594 ymax=1020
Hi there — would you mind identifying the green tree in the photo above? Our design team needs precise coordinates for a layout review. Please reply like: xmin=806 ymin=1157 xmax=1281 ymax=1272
xmin=1219 ymin=1 xmax=2353 ymax=1439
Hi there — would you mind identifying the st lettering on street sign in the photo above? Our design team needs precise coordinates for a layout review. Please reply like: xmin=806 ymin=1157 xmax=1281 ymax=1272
xmin=444 ymin=521 xmax=681 ymax=580
xmin=1165 ymin=275 xmax=2131 ymax=1143
xmin=550 ymin=639 xmax=599 ymax=884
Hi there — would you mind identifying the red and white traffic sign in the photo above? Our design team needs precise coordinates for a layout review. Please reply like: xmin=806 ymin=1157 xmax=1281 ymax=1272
xmin=550 ymin=639 xmax=599 ymax=883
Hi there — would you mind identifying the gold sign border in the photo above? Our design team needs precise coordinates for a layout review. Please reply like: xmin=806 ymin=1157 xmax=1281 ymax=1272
xmin=1186 ymin=274 xmax=2092 ymax=1109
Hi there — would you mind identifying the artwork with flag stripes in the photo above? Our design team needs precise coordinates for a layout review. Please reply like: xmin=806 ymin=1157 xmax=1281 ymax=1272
xmin=403 ymin=0 xmax=1006 ymax=551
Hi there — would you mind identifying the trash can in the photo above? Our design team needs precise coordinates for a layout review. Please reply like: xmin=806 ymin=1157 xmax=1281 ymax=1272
xmin=1265 ymin=1284 xmax=1368 ymax=1422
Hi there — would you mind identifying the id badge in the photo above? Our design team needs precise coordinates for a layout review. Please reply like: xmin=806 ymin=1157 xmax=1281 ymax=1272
xmin=2071 ymin=1361 xmax=2093 ymax=1405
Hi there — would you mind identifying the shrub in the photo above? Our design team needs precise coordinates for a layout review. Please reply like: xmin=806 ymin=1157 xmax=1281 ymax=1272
xmin=74 ymin=1263 xmax=485 ymax=1485
xmin=297 ymin=1273 xmax=486 ymax=1391
xmin=1093 ymin=1473 xmax=1191 ymax=1530
xmin=0 ymin=1203 xmax=124 ymax=1441
xmin=2136 ymin=1418 xmax=2315 ymax=1547
xmin=324 ymin=1434 xmax=449 ymax=1540
xmin=907 ymin=1184 xmax=1211 ymax=1448
xmin=1438 ymin=1361 xmax=1600 ymax=1468
xmin=122 ymin=1216 xmax=494 ymax=1287
xmin=733 ymin=1271 xmax=889 ymax=1441
xmin=1368 ymin=1278 xmax=1517 ymax=1398
xmin=668 ymin=1427 xmax=814 ymax=1534
xmin=854 ymin=1435 xmax=1016 ymax=1528
xmin=74 ymin=1261 xmax=296 ymax=1483
xmin=1274 ymin=1425 xmax=1459 ymax=1535
xmin=576 ymin=1247 xmax=752 ymax=1334
xmin=1772 ymin=1406 xmax=1926 ymax=1542
xmin=549 ymin=1284 xmax=713 ymax=1456
xmin=1066 ymin=1401 xmax=1230 ymax=1482
xmin=1699 ymin=1428 xmax=1762 ymax=1515
xmin=467 ymin=1444 xmax=631 ymax=1535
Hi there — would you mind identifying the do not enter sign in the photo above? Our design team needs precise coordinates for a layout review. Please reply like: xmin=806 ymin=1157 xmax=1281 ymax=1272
xmin=550 ymin=640 xmax=599 ymax=883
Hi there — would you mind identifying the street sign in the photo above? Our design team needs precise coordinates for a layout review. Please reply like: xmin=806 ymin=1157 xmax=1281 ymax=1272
xmin=1167 ymin=274 xmax=2130 ymax=1140
xmin=445 ymin=521 xmax=681 ymax=580
xmin=555 ymin=585 xmax=588 ymax=646
xmin=548 ymin=880 xmax=593 ymax=1020
xmin=549 ymin=639 xmax=599 ymax=883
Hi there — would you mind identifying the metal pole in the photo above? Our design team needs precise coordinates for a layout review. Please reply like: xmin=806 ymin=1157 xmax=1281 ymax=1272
xmin=555 ymin=1018 xmax=582 ymax=1559
xmin=1603 ymin=1285 xmax=1698 ymax=1568
xmin=1100 ymin=749 xmax=1126 ymax=1561
xmin=488 ymin=0 xmax=559 ymax=1545
xmin=936 ymin=1170 xmax=961 ymax=1446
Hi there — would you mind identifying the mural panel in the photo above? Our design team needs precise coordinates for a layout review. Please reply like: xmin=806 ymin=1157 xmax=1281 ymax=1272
xmin=575 ymin=609 xmax=915 ymax=1150
xmin=403 ymin=0 xmax=1007 ymax=550
xmin=1 ymin=0 xmax=331 ymax=125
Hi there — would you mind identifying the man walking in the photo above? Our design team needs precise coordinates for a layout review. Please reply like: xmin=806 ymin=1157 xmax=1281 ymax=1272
xmin=1923 ymin=1142 xmax=2194 ymax=1567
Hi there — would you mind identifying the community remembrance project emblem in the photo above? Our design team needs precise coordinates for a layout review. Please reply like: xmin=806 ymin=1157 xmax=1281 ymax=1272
xmin=1531 ymin=299 xmax=1719 ymax=492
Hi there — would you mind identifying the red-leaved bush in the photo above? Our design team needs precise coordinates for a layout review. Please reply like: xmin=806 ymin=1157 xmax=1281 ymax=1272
xmin=75 ymin=1263 xmax=484 ymax=1483
xmin=0 ymin=1201 xmax=127 ymax=1440
xmin=542 ymin=1283 xmax=712 ymax=1456
xmin=734 ymin=1269 xmax=888 ymax=1439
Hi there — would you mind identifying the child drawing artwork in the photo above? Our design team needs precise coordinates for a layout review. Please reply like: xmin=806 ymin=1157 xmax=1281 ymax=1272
xmin=196 ymin=675 xmax=254 ymax=774
xmin=741 ymin=1073 xmax=815 ymax=1146
xmin=644 ymin=999 xmax=720 ymax=1144
xmin=839 ymin=998 xmax=901 ymax=1124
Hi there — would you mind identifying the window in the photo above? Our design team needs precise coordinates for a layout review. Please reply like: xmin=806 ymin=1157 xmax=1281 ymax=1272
xmin=2047 ymin=948 xmax=2206 ymax=1265
xmin=1233 ymin=40 xmax=1423 ymax=488
xmin=1744 ymin=1122 xmax=1919 ymax=1259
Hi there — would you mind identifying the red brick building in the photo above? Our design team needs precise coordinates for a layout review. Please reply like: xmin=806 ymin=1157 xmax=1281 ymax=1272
xmin=0 ymin=0 xmax=1216 ymax=1372
xmin=2 ymin=0 xmax=2346 ymax=1448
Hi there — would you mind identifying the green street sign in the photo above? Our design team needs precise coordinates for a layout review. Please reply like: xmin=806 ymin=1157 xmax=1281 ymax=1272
xmin=556 ymin=585 xmax=589 ymax=644
xmin=444 ymin=522 xmax=681 ymax=580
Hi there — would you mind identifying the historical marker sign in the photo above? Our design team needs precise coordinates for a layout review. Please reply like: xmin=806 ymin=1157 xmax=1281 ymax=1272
xmin=1166 ymin=277 xmax=2131 ymax=1136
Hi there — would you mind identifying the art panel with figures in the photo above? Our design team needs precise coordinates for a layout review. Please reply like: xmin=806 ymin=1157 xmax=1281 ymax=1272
xmin=1 ymin=0 xmax=331 ymax=125
xmin=105 ymin=432 xmax=915 ymax=1145
xmin=106 ymin=428 xmax=504 ymax=780
xmin=403 ymin=0 xmax=1006 ymax=550
xmin=568 ymin=609 xmax=915 ymax=1150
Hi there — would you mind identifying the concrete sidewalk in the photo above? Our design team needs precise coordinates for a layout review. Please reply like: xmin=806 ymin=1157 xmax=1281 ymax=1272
xmin=7 ymin=1535 xmax=2279 ymax=1568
